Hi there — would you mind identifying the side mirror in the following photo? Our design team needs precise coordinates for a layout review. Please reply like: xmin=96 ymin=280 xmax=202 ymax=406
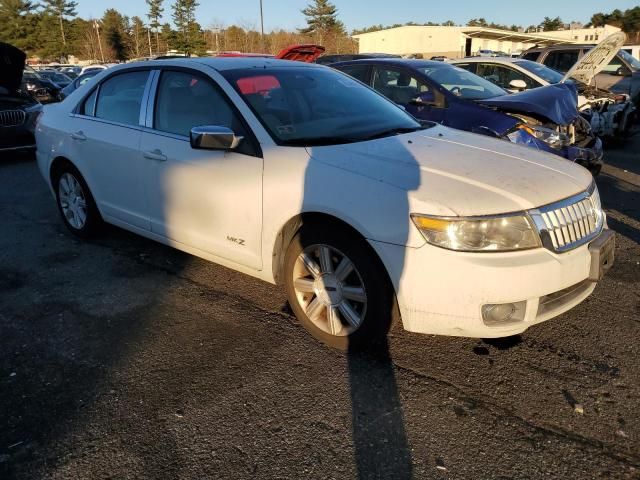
xmin=509 ymin=79 xmax=528 ymax=91
xmin=410 ymin=91 xmax=437 ymax=106
xmin=190 ymin=126 xmax=243 ymax=151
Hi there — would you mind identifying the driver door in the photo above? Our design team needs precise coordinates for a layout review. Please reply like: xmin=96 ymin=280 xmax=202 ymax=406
xmin=371 ymin=66 xmax=446 ymax=124
xmin=140 ymin=69 xmax=264 ymax=269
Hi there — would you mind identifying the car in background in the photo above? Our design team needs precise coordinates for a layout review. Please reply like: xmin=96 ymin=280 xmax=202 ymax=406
xmin=59 ymin=66 xmax=81 ymax=79
xmin=452 ymin=56 xmax=636 ymax=138
xmin=315 ymin=53 xmax=401 ymax=65
xmin=21 ymin=67 xmax=61 ymax=103
xmin=35 ymin=57 xmax=613 ymax=347
xmin=477 ymin=49 xmax=496 ymax=57
xmin=80 ymin=65 xmax=109 ymax=76
xmin=521 ymin=33 xmax=640 ymax=105
xmin=333 ymin=58 xmax=603 ymax=175
xmin=60 ymin=70 xmax=102 ymax=99
xmin=38 ymin=69 xmax=73 ymax=89
xmin=0 ymin=42 xmax=42 ymax=154
xmin=216 ymin=44 xmax=326 ymax=63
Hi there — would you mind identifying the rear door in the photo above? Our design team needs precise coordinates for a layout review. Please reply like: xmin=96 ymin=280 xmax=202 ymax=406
xmin=67 ymin=69 xmax=152 ymax=230
xmin=139 ymin=68 xmax=264 ymax=269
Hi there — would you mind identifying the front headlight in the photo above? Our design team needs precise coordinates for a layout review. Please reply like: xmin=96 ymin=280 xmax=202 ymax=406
xmin=411 ymin=214 xmax=541 ymax=252
xmin=510 ymin=124 xmax=570 ymax=149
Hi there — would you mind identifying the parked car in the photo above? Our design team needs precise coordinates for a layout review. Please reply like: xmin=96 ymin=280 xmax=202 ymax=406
xmin=521 ymin=32 xmax=640 ymax=105
xmin=477 ymin=49 xmax=496 ymax=57
xmin=0 ymin=42 xmax=42 ymax=154
xmin=216 ymin=44 xmax=325 ymax=63
xmin=60 ymin=70 xmax=101 ymax=99
xmin=38 ymin=69 xmax=73 ymax=88
xmin=80 ymin=65 xmax=108 ymax=75
xmin=21 ymin=67 xmax=61 ymax=103
xmin=315 ymin=53 xmax=401 ymax=65
xmin=451 ymin=56 xmax=636 ymax=138
xmin=332 ymin=58 xmax=603 ymax=174
xmin=59 ymin=67 xmax=81 ymax=79
xmin=35 ymin=58 xmax=614 ymax=348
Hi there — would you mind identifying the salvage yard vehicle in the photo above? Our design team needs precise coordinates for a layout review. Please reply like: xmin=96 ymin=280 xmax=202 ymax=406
xmin=35 ymin=58 xmax=614 ymax=348
xmin=332 ymin=58 xmax=604 ymax=175
xmin=521 ymin=32 xmax=640 ymax=105
xmin=21 ymin=66 xmax=62 ymax=103
xmin=216 ymin=44 xmax=326 ymax=63
xmin=0 ymin=42 xmax=43 ymax=154
xmin=451 ymin=56 xmax=636 ymax=138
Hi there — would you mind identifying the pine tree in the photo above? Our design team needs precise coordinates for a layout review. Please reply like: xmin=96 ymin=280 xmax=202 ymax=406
xmin=299 ymin=0 xmax=345 ymax=46
xmin=102 ymin=8 xmax=129 ymax=61
xmin=0 ymin=0 xmax=37 ymax=51
xmin=172 ymin=0 xmax=201 ymax=55
xmin=40 ymin=0 xmax=77 ymax=47
xmin=145 ymin=0 xmax=163 ymax=53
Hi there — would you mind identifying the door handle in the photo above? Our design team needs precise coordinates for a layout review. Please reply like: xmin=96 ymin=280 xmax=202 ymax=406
xmin=70 ymin=131 xmax=86 ymax=141
xmin=143 ymin=149 xmax=167 ymax=162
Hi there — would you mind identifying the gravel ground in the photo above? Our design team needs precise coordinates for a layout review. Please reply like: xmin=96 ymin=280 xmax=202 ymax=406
xmin=0 ymin=138 xmax=638 ymax=480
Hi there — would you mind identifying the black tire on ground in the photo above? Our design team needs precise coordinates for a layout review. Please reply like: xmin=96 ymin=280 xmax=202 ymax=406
xmin=53 ymin=163 xmax=102 ymax=238
xmin=283 ymin=223 xmax=398 ymax=351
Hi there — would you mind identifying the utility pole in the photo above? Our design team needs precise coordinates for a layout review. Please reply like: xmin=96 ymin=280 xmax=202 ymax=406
xmin=259 ymin=0 xmax=265 ymax=51
xmin=94 ymin=20 xmax=105 ymax=63
xmin=147 ymin=26 xmax=153 ymax=57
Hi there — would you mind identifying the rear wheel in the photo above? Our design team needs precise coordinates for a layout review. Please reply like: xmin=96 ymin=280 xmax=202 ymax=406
xmin=53 ymin=165 xmax=102 ymax=237
xmin=284 ymin=224 xmax=397 ymax=350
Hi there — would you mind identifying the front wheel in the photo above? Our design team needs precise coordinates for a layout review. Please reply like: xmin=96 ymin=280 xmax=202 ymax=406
xmin=283 ymin=225 xmax=397 ymax=350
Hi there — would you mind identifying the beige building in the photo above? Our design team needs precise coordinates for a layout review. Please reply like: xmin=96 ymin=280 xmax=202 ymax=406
xmin=352 ymin=25 xmax=623 ymax=59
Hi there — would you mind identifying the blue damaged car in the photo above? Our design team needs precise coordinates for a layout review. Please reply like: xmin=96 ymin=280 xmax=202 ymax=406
xmin=332 ymin=59 xmax=603 ymax=175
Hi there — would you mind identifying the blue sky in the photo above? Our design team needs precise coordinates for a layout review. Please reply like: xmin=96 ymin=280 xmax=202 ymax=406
xmin=77 ymin=0 xmax=639 ymax=32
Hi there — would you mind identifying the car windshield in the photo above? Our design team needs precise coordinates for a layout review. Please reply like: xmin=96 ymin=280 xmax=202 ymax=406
xmin=513 ymin=60 xmax=565 ymax=84
xmin=222 ymin=67 xmax=423 ymax=146
xmin=418 ymin=64 xmax=506 ymax=100
xmin=618 ymin=49 xmax=640 ymax=70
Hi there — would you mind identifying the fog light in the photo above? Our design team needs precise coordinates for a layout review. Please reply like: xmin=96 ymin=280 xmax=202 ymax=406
xmin=482 ymin=301 xmax=527 ymax=326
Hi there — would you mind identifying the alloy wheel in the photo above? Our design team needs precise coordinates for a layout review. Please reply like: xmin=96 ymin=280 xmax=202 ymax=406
xmin=292 ymin=244 xmax=367 ymax=337
xmin=58 ymin=172 xmax=88 ymax=230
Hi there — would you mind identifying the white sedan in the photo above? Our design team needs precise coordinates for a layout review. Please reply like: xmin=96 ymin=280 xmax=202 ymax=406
xmin=35 ymin=58 xmax=615 ymax=349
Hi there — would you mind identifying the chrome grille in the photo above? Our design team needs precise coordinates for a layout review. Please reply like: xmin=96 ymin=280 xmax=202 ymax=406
xmin=0 ymin=110 xmax=26 ymax=128
xmin=530 ymin=183 xmax=604 ymax=253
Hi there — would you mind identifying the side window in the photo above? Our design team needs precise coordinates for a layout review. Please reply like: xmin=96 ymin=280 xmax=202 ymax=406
xmin=154 ymin=70 xmax=248 ymax=140
xmin=476 ymin=64 xmax=538 ymax=89
xmin=521 ymin=52 xmax=540 ymax=62
xmin=372 ymin=67 xmax=429 ymax=105
xmin=601 ymin=55 xmax=625 ymax=75
xmin=338 ymin=65 xmax=370 ymax=84
xmin=543 ymin=50 xmax=579 ymax=73
xmin=453 ymin=63 xmax=477 ymax=74
xmin=80 ymin=88 xmax=97 ymax=116
xmin=95 ymin=71 xmax=149 ymax=126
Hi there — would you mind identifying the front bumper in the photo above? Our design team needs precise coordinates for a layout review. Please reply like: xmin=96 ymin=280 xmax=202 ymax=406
xmin=511 ymin=129 xmax=604 ymax=174
xmin=370 ymin=228 xmax=614 ymax=338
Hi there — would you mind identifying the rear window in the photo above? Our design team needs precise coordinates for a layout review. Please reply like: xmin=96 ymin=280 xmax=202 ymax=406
xmin=95 ymin=71 xmax=149 ymax=126
xmin=543 ymin=50 xmax=580 ymax=73
xmin=521 ymin=52 xmax=540 ymax=62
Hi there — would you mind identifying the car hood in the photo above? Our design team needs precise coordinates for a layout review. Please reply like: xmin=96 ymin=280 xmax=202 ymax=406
xmin=0 ymin=42 xmax=26 ymax=92
xmin=562 ymin=32 xmax=626 ymax=85
xmin=276 ymin=44 xmax=325 ymax=63
xmin=306 ymin=124 xmax=592 ymax=217
xmin=476 ymin=82 xmax=579 ymax=125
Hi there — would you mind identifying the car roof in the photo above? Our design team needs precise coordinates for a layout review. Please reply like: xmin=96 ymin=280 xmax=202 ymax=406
xmin=451 ymin=57 xmax=523 ymax=64
xmin=107 ymin=57 xmax=326 ymax=73
xmin=331 ymin=58 xmax=450 ymax=68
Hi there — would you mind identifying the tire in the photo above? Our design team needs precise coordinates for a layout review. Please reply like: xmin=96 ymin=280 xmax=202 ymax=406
xmin=283 ymin=223 xmax=398 ymax=351
xmin=53 ymin=164 xmax=102 ymax=238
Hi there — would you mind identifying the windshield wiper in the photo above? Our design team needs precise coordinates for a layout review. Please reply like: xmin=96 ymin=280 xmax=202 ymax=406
xmin=280 ymin=136 xmax=358 ymax=146
xmin=359 ymin=126 xmax=423 ymax=141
